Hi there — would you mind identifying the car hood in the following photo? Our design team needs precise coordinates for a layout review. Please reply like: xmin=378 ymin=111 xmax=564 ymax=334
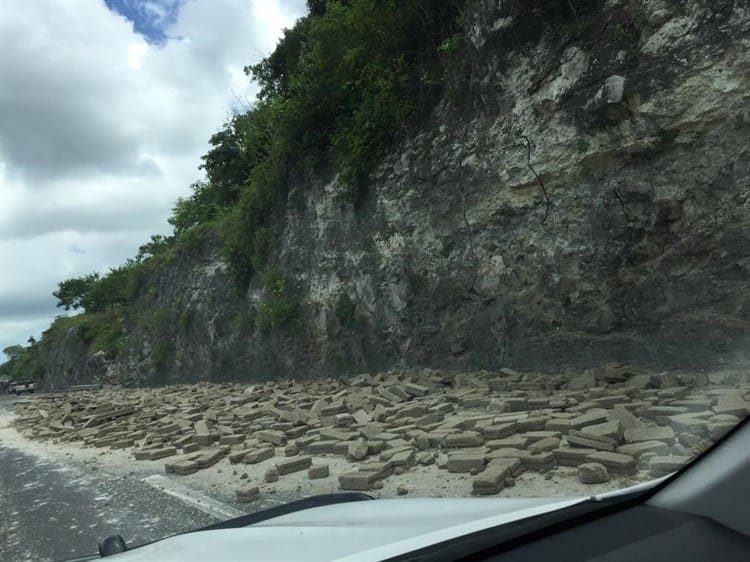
xmin=101 ymin=496 xmax=585 ymax=562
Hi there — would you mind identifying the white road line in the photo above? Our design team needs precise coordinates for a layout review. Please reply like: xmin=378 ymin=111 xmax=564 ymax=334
xmin=143 ymin=474 xmax=243 ymax=521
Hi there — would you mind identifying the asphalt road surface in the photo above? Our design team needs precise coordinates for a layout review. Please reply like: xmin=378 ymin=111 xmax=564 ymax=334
xmin=0 ymin=395 xmax=218 ymax=562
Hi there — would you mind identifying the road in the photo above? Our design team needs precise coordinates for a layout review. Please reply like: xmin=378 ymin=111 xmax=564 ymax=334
xmin=0 ymin=395 xmax=219 ymax=562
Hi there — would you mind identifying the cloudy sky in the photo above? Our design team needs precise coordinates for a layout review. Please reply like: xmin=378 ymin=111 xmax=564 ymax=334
xmin=0 ymin=0 xmax=306 ymax=358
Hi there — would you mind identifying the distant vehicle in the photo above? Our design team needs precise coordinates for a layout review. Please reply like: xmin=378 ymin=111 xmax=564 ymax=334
xmin=8 ymin=380 xmax=35 ymax=394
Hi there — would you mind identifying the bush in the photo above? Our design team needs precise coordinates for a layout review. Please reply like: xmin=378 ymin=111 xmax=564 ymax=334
xmin=255 ymin=270 xmax=296 ymax=331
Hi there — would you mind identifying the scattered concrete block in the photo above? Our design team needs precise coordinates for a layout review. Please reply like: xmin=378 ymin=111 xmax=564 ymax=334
xmin=308 ymin=464 xmax=330 ymax=479
xmin=347 ymin=439 xmax=369 ymax=461
xmin=649 ymin=456 xmax=691 ymax=477
xmin=473 ymin=459 xmax=514 ymax=495
xmin=446 ymin=454 xmax=486 ymax=473
xmin=616 ymin=440 xmax=670 ymax=459
xmin=584 ymin=451 xmax=636 ymax=475
xmin=276 ymin=456 xmax=312 ymax=475
xmin=339 ymin=471 xmax=380 ymax=491
xmin=236 ymin=486 xmax=259 ymax=503
xmin=578 ymin=463 xmax=609 ymax=484
xmin=623 ymin=426 xmax=675 ymax=445
xmin=554 ymin=447 xmax=598 ymax=467
xmin=257 ymin=430 xmax=287 ymax=446
xmin=243 ymin=447 xmax=275 ymax=464
xmin=567 ymin=430 xmax=616 ymax=452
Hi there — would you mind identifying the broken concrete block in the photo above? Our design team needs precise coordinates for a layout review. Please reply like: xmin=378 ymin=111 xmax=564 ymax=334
xmin=545 ymin=419 xmax=571 ymax=432
xmin=485 ymin=435 xmax=529 ymax=450
xmin=404 ymin=383 xmax=430 ymax=397
xmin=165 ymin=458 xmax=201 ymax=475
xmin=506 ymin=398 xmax=528 ymax=412
xmin=194 ymin=448 xmax=228 ymax=468
xmin=219 ymin=434 xmax=245 ymax=446
xmin=569 ymin=409 xmax=610 ymax=430
xmin=482 ymin=423 xmax=517 ymax=440
xmin=530 ymin=437 xmax=560 ymax=453
xmin=306 ymin=440 xmax=336 ymax=454
xmin=668 ymin=414 xmax=708 ymax=436
xmin=416 ymin=412 xmax=444 ymax=427
xmin=649 ymin=455 xmax=690 ymax=477
xmin=580 ymin=421 xmax=621 ymax=442
xmin=359 ymin=460 xmax=394 ymax=480
xmin=319 ymin=428 xmax=358 ymax=441
xmin=522 ymin=431 xmax=561 ymax=443
xmin=276 ymin=456 xmax=312 ymax=475
xmin=335 ymin=413 xmax=354 ymax=427
xmin=515 ymin=451 xmax=556 ymax=472
xmin=347 ymin=439 xmax=369 ymax=461
xmin=569 ymin=372 xmax=595 ymax=390
xmin=623 ymin=426 xmax=675 ymax=445
xmin=567 ymin=430 xmax=616 ymax=452
xmin=713 ymin=394 xmax=750 ymax=417
xmin=472 ymin=459 xmax=514 ymax=495
xmin=446 ymin=453 xmax=486 ymax=473
xmin=143 ymin=446 xmax=178 ymax=461
xmin=516 ymin=415 xmax=550 ymax=432
xmin=389 ymin=448 xmax=416 ymax=468
xmin=609 ymin=405 xmax=644 ymax=431
xmin=616 ymin=440 xmax=670 ymax=459
xmin=264 ymin=468 xmax=279 ymax=483
xmin=352 ymin=409 xmax=372 ymax=425
xmin=243 ymin=447 xmax=275 ymax=464
xmin=578 ymin=462 xmax=609 ymax=484
xmin=416 ymin=452 xmax=435 ymax=466
xmin=229 ymin=448 xmax=257 ymax=464
xmin=257 ymin=430 xmax=287 ymax=446
xmin=707 ymin=421 xmax=735 ymax=441
xmin=308 ymin=464 xmax=330 ymax=479
xmin=236 ymin=485 xmax=259 ymax=503
xmin=553 ymin=447 xmax=598 ymax=467
xmin=584 ymin=451 xmax=636 ymax=475
xmin=444 ymin=431 xmax=484 ymax=448
xmin=639 ymin=452 xmax=657 ymax=470
xmin=678 ymin=432 xmax=700 ymax=448
xmin=339 ymin=471 xmax=380 ymax=491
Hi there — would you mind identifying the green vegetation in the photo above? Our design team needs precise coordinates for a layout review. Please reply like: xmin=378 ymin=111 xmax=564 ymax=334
xmin=174 ymin=0 xmax=467 ymax=288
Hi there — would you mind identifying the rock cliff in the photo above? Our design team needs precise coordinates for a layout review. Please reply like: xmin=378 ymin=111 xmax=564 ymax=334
xmin=42 ymin=1 xmax=750 ymax=387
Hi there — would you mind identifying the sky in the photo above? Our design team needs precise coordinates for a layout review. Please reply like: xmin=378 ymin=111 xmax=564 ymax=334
xmin=0 ymin=0 xmax=307 ymax=359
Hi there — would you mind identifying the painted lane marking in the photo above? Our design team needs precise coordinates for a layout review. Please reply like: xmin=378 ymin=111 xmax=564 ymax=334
xmin=142 ymin=475 xmax=242 ymax=521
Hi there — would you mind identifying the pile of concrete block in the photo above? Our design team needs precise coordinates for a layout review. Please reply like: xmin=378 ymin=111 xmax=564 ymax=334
xmin=11 ymin=365 xmax=749 ymax=500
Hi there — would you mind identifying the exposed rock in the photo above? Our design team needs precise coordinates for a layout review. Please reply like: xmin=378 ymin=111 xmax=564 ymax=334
xmin=236 ymin=486 xmax=260 ymax=503
xmin=578 ymin=463 xmax=610 ymax=484
xmin=347 ymin=439 xmax=369 ymax=461
xmin=308 ymin=464 xmax=330 ymax=479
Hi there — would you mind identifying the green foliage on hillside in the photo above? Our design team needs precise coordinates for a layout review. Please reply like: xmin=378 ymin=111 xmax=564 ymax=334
xmin=172 ymin=0 xmax=467 ymax=288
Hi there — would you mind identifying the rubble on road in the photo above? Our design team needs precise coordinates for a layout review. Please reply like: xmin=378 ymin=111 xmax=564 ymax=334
xmin=10 ymin=366 xmax=749 ymax=500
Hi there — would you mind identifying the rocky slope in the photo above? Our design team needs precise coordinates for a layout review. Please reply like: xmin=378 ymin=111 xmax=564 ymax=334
xmin=42 ymin=0 xmax=750 ymax=387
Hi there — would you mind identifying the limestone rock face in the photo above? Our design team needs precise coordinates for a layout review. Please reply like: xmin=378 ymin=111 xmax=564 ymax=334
xmin=35 ymin=2 xmax=750 ymax=387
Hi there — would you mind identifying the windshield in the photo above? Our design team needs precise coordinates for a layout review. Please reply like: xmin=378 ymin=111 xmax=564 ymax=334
xmin=1 ymin=1 xmax=749 ymax=560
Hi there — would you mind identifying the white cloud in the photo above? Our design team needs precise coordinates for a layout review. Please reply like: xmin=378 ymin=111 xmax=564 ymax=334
xmin=0 ymin=0 xmax=307 ymax=357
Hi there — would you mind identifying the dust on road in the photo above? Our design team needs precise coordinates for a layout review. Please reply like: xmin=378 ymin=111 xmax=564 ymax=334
xmin=0 ymin=395 xmax=218 ymax=562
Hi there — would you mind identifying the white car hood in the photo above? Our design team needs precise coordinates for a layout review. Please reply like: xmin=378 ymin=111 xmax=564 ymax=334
xmin=105 ymin=496 xmax=585 ymax=562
